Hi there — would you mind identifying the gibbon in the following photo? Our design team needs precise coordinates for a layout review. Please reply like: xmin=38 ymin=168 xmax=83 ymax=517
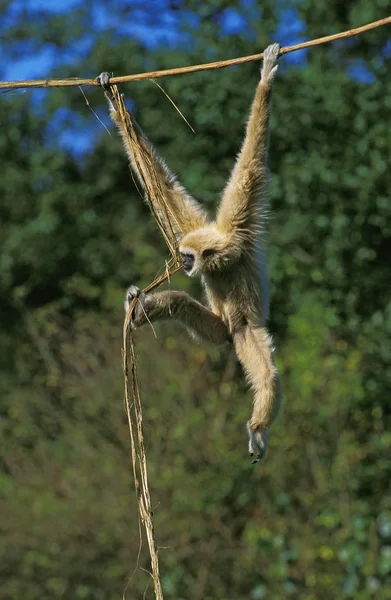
xmin=98 ymin=43 xmax=282 ymax=462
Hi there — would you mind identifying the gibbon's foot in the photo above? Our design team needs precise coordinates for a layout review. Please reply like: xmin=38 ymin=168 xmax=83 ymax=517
xmin=247 ymin=422 xmax=268 ymax=464
xmin=97 ymin=72 xmax=116 ymax=107
xmin=124 ymin=285 xmax=146 ymax=326
xmin=260 ymin=43 xmax=280 ymax=84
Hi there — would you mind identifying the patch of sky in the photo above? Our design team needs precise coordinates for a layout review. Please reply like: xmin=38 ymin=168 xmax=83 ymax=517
xmin=220 ymin=8 xmax=248 ymax=36
xmin=274 ymin=7 xmax=308 ymax=65
xmin=91 ymin=2 xmax=184 ymax=49
xmin=2 ymin=46 xmax=58 ymax=81
xmin=58 ymin=126 xmax=97 ymax=157
xmin=241 ymin=0 xmax=257 ymax=9
xmin=45 ymin=106 xmax=100 ymax=158
xmin=1 ymin=35 xmax=94 ymax=81
xmin=383 ymin=40 xmax=391 ymax=58
xmin=15 ymin=0 xmax=82 ymax=12
xmin=347 ymin=60 xmax=375 ymax=84
xmin=1 ymin=0 xmax=82 ymax=26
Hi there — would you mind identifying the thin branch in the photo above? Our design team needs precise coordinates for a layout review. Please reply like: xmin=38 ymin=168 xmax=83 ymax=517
xmin=0 ymin=17 xmax=390 ymax=91
xmin=150 ymin=79 xmax=195 ymax=133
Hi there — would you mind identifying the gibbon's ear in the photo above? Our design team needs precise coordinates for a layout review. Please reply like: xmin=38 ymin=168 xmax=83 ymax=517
xmin=202 ymin=248 xmax=216 ymax=259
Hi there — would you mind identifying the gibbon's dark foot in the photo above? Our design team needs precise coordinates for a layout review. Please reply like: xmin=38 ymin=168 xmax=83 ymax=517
xmin=124 ymin=285 xmax=145 ymax=318
xmin=97 ymin=72 xmax=116 ymax=107
xmin=247 ymin=422 xmax=268 ymax=464
xmin=261 ymin=43 xmax=280 ymax=84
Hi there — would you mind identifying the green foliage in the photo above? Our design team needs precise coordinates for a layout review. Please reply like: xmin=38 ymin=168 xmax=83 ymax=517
xmin=0 ymin=1 xmax=390 ymax=598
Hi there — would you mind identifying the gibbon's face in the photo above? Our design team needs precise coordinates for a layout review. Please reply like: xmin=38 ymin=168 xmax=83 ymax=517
xmin=179 ymin=246 xmax=215 ymax=277
xmin=179 ymin=227 xmax=237 ymax=277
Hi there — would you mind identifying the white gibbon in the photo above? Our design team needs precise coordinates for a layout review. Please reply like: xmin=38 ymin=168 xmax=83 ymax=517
xmin=98 ymin=43 xmax=282 ymax=462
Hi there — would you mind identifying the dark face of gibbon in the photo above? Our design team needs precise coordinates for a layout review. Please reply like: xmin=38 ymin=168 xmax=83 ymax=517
xmin=179 ymin=247 xmax=216 ymax=276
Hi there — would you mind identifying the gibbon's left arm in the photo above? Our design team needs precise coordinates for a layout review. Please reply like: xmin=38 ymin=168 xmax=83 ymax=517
xmin=125 ymin=286 xmax=230 ymax=345
xmin=97 ymin=72 xmax=209 ymax=237
xmin=216 ymin=43 xmax=280 ymax=245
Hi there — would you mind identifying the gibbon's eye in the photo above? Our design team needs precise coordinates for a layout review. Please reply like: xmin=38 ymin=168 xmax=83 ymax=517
xmin=202 ymin=248 xmax=215 ymax=259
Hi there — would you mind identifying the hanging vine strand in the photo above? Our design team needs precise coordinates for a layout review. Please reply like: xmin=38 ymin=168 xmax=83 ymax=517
xmin=111 ymin=82 xmax=182 ymax=600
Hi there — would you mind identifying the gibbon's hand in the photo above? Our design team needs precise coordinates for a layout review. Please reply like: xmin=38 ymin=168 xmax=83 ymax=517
xmin=124 ymin=285 xmax=147 ymax=328
xmin=97 ymin=72 xmax=117 ymax=109
xmin=260 ymin=43 xmax=280 ymax=84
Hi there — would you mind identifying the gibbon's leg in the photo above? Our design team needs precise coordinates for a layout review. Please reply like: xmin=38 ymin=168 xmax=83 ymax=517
xmin=233 ymin=326 xmax=281 ymax=462
xmin=217 ymin=43 xmax=280 ymax=240
xmin=97 ymin=72 xmax=208 ymax=236
xmin=125 ymin=286 xmax=230 ymax=346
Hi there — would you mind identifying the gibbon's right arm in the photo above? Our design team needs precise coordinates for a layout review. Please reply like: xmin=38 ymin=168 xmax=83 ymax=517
xmin=97 ymin=72 xmax=209 ymax=237
xmin=125 ymin=285 xmax=230 ymax=346
xmin=216 ymin=43 xmax=280 ymax=245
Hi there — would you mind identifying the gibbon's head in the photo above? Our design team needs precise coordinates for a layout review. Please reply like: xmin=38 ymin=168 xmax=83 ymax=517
xmin=179 ymin=226 xmax=239 ymax=277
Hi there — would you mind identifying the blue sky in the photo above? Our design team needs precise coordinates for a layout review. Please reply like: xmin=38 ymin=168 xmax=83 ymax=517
xmin=1 ymin=0 xmax=378 ymax=154
xmin=3 ymin=0 xmax=379 ymax=89
xmin=3 ymin=0 xmax=379 ymax=83
xmin=1 ymin=0 xmax=310 ymax=82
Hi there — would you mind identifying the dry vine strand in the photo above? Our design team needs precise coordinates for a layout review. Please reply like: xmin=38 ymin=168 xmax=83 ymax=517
xmin=0 ymin=16 xmax=390 ymax=90
xmin=112 ymin=82 xmax=181 ymax=600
